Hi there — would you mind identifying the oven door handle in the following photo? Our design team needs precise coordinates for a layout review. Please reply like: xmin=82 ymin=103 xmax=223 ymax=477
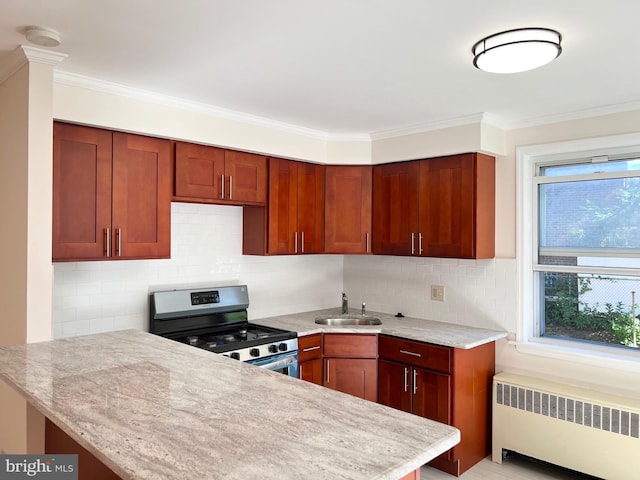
xmin=250 ymin=354 xmax=297 ymax=371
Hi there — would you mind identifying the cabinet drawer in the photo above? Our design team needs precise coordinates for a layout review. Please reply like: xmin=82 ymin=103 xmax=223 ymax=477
xmin=298 ymin=334 xmax=323 ymax=362
xmin=323 ymin=334 xmax=377 ymax=358
xmin=378 ymin=335 xmax=450 ymax=373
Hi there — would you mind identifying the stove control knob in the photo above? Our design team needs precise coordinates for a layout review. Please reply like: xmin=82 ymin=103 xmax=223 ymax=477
xmin=230 ymin=352 xmax=240 ymax=361
xmin=250 ymin=348 xmax=261 ymax=357
xmin=278 ymin=343 xmax=288 ymax=352
xmin=268 ymin=344 xmax=278 ymax=354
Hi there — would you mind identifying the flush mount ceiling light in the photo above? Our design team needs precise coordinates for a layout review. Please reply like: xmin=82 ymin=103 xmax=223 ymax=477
xmin=25 ymin=26 xmax=61 ymax=47
xmin=472 ymin=27 xmax=562 ymax=74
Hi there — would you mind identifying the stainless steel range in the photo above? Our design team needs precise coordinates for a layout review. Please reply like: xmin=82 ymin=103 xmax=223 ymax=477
xmin=149 ymin=285 xmax=298 ymax=377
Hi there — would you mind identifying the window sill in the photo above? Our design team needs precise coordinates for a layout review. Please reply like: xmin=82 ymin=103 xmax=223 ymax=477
xmin=514 ymin=337 xmax=640 ymax=374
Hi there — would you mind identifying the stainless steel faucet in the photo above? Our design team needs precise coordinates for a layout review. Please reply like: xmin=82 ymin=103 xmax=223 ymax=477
xmin=361 ymin=302 xmax=366 ymax=315
xmin=341 ymin=292 xmax=348 ymax=314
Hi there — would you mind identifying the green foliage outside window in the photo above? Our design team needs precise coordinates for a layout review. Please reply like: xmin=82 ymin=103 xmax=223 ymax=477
xmin=544 ymin=274 xmax=639 ymax=348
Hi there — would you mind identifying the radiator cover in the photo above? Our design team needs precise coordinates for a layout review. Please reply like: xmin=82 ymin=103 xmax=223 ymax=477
xmin=492 ymin=372 xmax=640 ymax=480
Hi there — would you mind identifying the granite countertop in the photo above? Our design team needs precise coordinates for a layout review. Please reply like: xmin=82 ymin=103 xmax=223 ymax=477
xmin=253 ymin=308 xmax=507 ymax=349
xmin=0 ymin=330 xmax=459 ymax=480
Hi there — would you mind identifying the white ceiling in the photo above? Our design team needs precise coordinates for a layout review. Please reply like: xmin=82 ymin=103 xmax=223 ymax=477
xmin=2 ymin=1 xmax=640 ymax=137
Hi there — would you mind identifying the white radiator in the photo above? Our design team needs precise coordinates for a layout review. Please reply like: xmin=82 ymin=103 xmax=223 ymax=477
xmin=492 ymin=372 xmax=640 ymax=480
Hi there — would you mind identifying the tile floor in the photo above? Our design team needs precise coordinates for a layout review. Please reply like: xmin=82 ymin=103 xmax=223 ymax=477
xmin=420 ymin=453 xmax=601 ymax=480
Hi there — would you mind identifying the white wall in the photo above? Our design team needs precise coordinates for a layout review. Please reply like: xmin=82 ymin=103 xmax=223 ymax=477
xmin=0 ymin=47 xmax=60 ymax=454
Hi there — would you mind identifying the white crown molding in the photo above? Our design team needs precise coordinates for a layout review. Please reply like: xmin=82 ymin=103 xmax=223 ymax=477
xmin=369 ymin=112 xmax=503 ymax=141
xmin=53 ymin=70 xmax=356 ymax=141
xmin=0 ymin=45 xmax=66 ymax=85
xmin=48 ymin=69 xmax=640 ymax=141
xmin=506 ymin=99 xmax=640 ymax=131
xmin=21 ymin=45 xmax=67 ymax=66
xmin=53 ymin=71 xmax=510 ymax=143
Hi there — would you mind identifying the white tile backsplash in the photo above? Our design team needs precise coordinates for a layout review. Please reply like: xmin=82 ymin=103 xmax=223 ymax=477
xmin=53 ymin=203 xmax=343 ymax=338
xmin=343 ymin=255 xmax=516 ymax=332
xmin=53 ymin=203 xmax=517 ymax=339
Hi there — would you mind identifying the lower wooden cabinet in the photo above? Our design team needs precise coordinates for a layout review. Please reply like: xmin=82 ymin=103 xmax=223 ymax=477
xmin=399 ymin=468 xmax=421 ymax=480
xmin=298 ymin=334 xmax=323 ymax=385
xmin=322 ymin=334 xmax=377 ymax=402
xmin=298 ymin=331 xmax=494 ymax=476
xmin=378 ymin=335 xmax=494 ymax=477
xmin=324 ymin=357 xmax=377 ymax=401
xmin=378 ymin=359 xmax=451 ymax=424
xmin=46 ymin=418 xmax=121 ymax=479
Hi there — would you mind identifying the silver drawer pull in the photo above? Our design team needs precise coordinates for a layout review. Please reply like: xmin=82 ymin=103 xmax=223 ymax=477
xmin=302 ymin=346 xmax=321 ymax=352
xmin=104 ymin=227 xmax=110 ymax=257
xmin=400 ymin=349 xmax=422 ymax=357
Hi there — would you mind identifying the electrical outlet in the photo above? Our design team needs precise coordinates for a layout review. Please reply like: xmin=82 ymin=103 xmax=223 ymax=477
xmin=431 ymin=285 xmax=445 ymax=302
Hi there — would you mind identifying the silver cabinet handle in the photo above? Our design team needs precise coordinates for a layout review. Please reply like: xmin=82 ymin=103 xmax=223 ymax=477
xmin=221 ymin=174 xmax=225 ymax=199
xmin=116 ymin=228 xmax=122 ymax=257
xmin=403 ymin=367 xmax=408 ymax=392
xmin=302 ymin=346 xmax=321 ymax=352
xmin=326 ymin=359 xmax=330 ymax=384
xmin=229 ymin=175 xmax=233 ymax=199
xmin=411 ymin=232 xmax=415 ymax=255
xmin=419 ymin=233 xmax=423 ymax=255
xmin=400 ymin=349 xmax=421 ymax=357
xmin=301 ymin=231 xmax=305 ymax=253
xmin=294 ymin=231 xmax=298 ymax=253
xmin=104 ymin=227 xmax=110 ymax=257
xmin=413 ymin=369 xmax=418 ymax=395
xmin=366 ymin=232 xmax=369 ymax=253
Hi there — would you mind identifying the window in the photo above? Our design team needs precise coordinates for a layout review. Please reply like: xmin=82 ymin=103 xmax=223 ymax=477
xmin=517 ymin=134 xmax=640 ymax=366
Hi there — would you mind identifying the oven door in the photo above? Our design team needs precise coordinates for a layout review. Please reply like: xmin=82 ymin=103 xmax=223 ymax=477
xmin=246 ymin=351 xmax=298 ymax=378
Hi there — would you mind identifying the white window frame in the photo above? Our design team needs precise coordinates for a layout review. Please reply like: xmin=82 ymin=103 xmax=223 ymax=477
xmin=516 ymin=132 xmax=640 ymax=373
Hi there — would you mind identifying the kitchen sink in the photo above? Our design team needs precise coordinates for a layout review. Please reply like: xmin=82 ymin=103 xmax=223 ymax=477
xmin=314 ymin=315 xmax=382 ymax=326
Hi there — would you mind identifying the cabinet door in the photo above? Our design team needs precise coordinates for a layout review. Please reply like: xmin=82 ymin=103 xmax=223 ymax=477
xmin=372 ymin=161 xmax=419 ymax=255
xmin=418 ymin=153 xmax=495 ymax=259
xmin=267 ymin=158 xmax=297 ymax=254
xmin=53 ymin=123 xmax=112 ymax=261
xmin=324 ymin=358 xmax=377 ymax=402
xmin=299 ymin=358 xmax=323 ymax=385
xmin=224 ymin=150 xmax=267 ymax=204
xmin=296 ymin=162 xmax=324 ymax=254
xmin=324 ymin=166 xmax=372 ymax=254
xmin=174 ymin=142 xmax=225 ymax=200
xmin=378 ymin=359 xmax=412 ymax=413
xmin=112 ymin=132 xmax=171 ymax=259
xmin=411 ymin=367 xmax=451 ymax=424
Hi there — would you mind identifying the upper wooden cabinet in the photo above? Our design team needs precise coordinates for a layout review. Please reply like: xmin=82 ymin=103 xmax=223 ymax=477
xmin=372 ymin=161 xmax=420 ymax=255
xmin=243 ymin=158 xmax=324 ymax=255
xmin=419 ymin=153 xmax=495 ymax=259
xmin=174 ymin=142 xmax=267 ymax=205
xmin=372 ymin=153 xmax=495 ymax=259
xmin=53 ymin=123 xmax=171 ymax=261
xmin=324 ymin=166 xmax=372 ymax=254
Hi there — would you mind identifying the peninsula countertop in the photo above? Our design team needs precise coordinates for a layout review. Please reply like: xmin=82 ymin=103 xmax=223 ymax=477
xmin=0 ymin=329 xmax=459 ymax=480
xmin=253 ymin=308 xmax=507 ymax=349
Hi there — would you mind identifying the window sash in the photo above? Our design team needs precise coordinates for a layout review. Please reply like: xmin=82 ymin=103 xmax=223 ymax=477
xmin=533 ymin=263 xmax=640 ymax=277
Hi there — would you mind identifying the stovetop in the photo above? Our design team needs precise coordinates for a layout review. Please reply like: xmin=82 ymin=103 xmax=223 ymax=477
xmin=171 ymin=323 xmax=297 ymax=354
